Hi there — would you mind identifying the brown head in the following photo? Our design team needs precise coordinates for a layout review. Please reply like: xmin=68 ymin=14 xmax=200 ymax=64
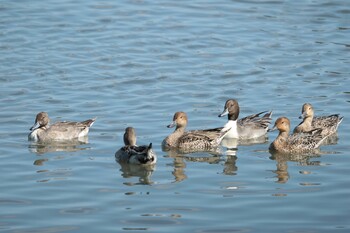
xmin=30 ymin=112 xmax=50 ymax=131
xmin=270 ymin=117 xmax=291 ymax=134
xmin=218 ymin=99 xmax=240 ymax=121
xmin=167 ymin=111 xmax=188 ymax=130
xmin=300 ymin=103 xmax=314 ymax=119
xmin=124 ymin=127 xmax=137 ymax=146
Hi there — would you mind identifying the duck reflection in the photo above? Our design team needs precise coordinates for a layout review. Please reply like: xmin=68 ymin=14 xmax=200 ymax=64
xmin=321 ymin=133 xmax=339 ymax=146
xmin=237 ymin=136 xmax=269 ymax=146
xmin=165 ymin=149 xmax=220 ymax=182
xmin=164 ymin=147 xmax=238 ymax=181
xmin=28 ymin=137 xmax=90 ymax=155
xmin=269 ymin=151 xmax=321 ymax=184
xmin=220 ymin=137 xmax=269 ymax=155
xmin=223 ymin=155 xmax=238 ymax=176
xmin=117 ymin=163 xmax=156 ymax=185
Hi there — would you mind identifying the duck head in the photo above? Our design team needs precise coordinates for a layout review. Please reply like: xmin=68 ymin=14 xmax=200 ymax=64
xmin=299 ymin=103 xmax=314 ymax=119
xmin=30 ymin=112 xmax=50 ymax=131
xmin=167 ymin=111 xmax=188 ymax=130
xmin=218 ymin=99 xmax=240 ymax=121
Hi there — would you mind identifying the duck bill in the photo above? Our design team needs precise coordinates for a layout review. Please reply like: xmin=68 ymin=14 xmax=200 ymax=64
xmin=167 ymin=121 xmax=177 ymax=128
xmin=267 ymin=125 xmax=277 ymax=132
xmin=30 ymin=122 xmax=40 ymax=131
xmin=299 ymin=112 xmax=307 ymax=119
xmin=218 ymin=108 xmax=229 ymax=117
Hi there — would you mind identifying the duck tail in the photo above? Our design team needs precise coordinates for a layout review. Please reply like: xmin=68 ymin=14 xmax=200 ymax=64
xmin=311 ymin=128 xmax=328 ymax=148
xmin=82 ymin=117 xmax=97 ymax=127
xmin=216 ymin=127 xmax=231 ymax=145
xmin=263 ymin=111 xmax=273 ymax=119
xmin=145 ymin=143 xmax=156 ymax=164
xmin=337 ymin=116 xmax=344 ymax=129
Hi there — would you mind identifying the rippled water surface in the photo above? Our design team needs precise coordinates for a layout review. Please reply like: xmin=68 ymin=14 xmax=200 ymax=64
xmin=1 ymin=0 xmax=349 ymax=232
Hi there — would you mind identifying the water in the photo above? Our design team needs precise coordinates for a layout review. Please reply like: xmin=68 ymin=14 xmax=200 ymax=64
xmin=0 ymin=0 xmax=349 ymax=232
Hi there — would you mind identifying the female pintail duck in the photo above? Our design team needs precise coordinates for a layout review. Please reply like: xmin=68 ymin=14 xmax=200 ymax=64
xmin=28 ymin=112 xmax=96 ymax=142
xmin=162 ymin=111 xmax=229 ymax=152
xmin=218 ymin=99 xmax=272 ymax=140
xmin=115 ymin=127 xmax=157 ymax=165
xmin=269 ymin=117 xmax=328 ymax=154
xmin=293 ymin=103 xmax=343 ymax=136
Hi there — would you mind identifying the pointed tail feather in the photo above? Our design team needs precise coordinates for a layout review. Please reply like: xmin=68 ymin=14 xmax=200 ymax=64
xmin=82 ymin=117 xmax=97 ymax=127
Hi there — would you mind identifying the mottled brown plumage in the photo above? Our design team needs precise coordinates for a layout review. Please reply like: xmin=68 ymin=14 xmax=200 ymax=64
xmin=293 ymin=103 xmax=343 ymax=137
xmin=269 ymin=117 xmax=328 ymax=155
xmin=162 ymin=112 xmax=229 ymax=152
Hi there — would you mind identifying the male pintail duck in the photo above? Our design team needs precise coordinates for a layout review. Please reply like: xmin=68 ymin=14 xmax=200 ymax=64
xmin=218 ymin=99 xmax=272 ymax=140
xmin=28 ymin=112 xmax=96 ymax=142
xmin=162 ymin=111 xmax=229 ymax=152
xmin=293 ymin=103 xmax=343 ymax=136
xmin=269 ymin=117 xmax=328 ymax=155
xmin=115 ymin=127 xmax=157 ymax=165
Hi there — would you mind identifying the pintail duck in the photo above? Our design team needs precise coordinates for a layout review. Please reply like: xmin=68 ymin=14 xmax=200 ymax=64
xmin=115 ymin=127 xmax=157 ymax=165
xmin=162 ymin=111 xmax=229 ymax=152
xmin=269 ymin=117 xmax=328 ymax=154
xmin=293 ymin=103 xmax=343 ymax=137
xmin=28 ymin=112 xmax=96 ymax=142
xmin=218 ymin=99 xmax=272 ymax=140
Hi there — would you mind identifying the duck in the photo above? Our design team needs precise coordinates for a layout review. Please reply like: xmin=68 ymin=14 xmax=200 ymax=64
xmin=269 ymin=117 xmax=328 ymax=154
xmin=162 ymin=111 xmax=229 ymax=152
xmin=115 ymin=127 xmax=157 ymax=165
xmin=28 ymin=112 xmax=96 ymax=142
xmin=293 ymin=103 xmax=343 ymax=137
xmin=218 ymin=99 xmax=272 ymax=140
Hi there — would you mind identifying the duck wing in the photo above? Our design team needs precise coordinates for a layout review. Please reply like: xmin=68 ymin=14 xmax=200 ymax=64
xmin=238 ymin=111 xmax=272 ymax=129
xmin=128 ymin=143 xmax=156 ymax=164
xmin=313 ymin=115 xmax=343 ymax=129
xmin=49 ymin=118 xmax=96 ymax=132
xmin=289 ymin=128 xmax=326 ymax=150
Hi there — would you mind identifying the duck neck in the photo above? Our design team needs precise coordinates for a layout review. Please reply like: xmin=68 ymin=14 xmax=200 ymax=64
xmin=228 ymin=112 xmax=239 ymax=121
xmin=174 ymin=126 xmax=185 ymax=135
xmin=277 ymin=131 xmax=289 ymax=140
xmin=302 ymin=115 xmax=313 ymax=127
xmin=166 ymin=126 xmax=185 ymax=147
xmin=223 ymin=120 xmax=238 ymax=139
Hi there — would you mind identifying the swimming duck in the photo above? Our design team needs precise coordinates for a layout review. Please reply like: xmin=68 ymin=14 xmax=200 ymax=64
xmin=218 ymin=99 xmax=272 ymax=140
xmin=293 ymin=103 xmax=343 ymax=136
xmin=162 ymin=111 xmax=229 ymax=152
xmin=269 ymin=117 xmax=328 ymax=154
xmin=28 ymin=112 xmax=96 ymax=142
xmin=115 ymin=127 xmax=157 ymax=165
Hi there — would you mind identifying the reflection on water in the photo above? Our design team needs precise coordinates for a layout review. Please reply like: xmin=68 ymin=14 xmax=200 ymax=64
xmin=117 ymin=162 xmax=156 ymax=185
xmin=36 ymin=168 xmax=72 ymax=183
xmin=221 ymin=137 xmax=269 ymax=156
xmin=28 ymin=137 xmax=90 ymax=154
xmin=223 ymin=155 xmax=238 ymax=176
xmin=269 ymin=152 xmax=321 ymax=184
xmin=165 ymin=148 xmax=238 ymax=181
xmin=33 ymin=158 xmax=49 ymax=166
xmin=1 ymin=0 xmax=349 ymax=231
xmin=237 ymin=137 xmax=269 ymax=146
xmin=321 ymin=134 xmax=339 ymax=146
xmin=221 ymin=138 xmax=239 ymax=151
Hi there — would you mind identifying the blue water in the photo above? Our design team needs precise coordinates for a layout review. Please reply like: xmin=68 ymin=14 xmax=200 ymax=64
xmin=0 ymin=0 xmax=349 ymax=232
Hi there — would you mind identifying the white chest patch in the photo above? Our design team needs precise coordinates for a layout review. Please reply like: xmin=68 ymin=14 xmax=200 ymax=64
xmin=222 ymin=120 xmax=238 ymax=139
xmin=28 ymin=130 xmax=39 ymax=141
